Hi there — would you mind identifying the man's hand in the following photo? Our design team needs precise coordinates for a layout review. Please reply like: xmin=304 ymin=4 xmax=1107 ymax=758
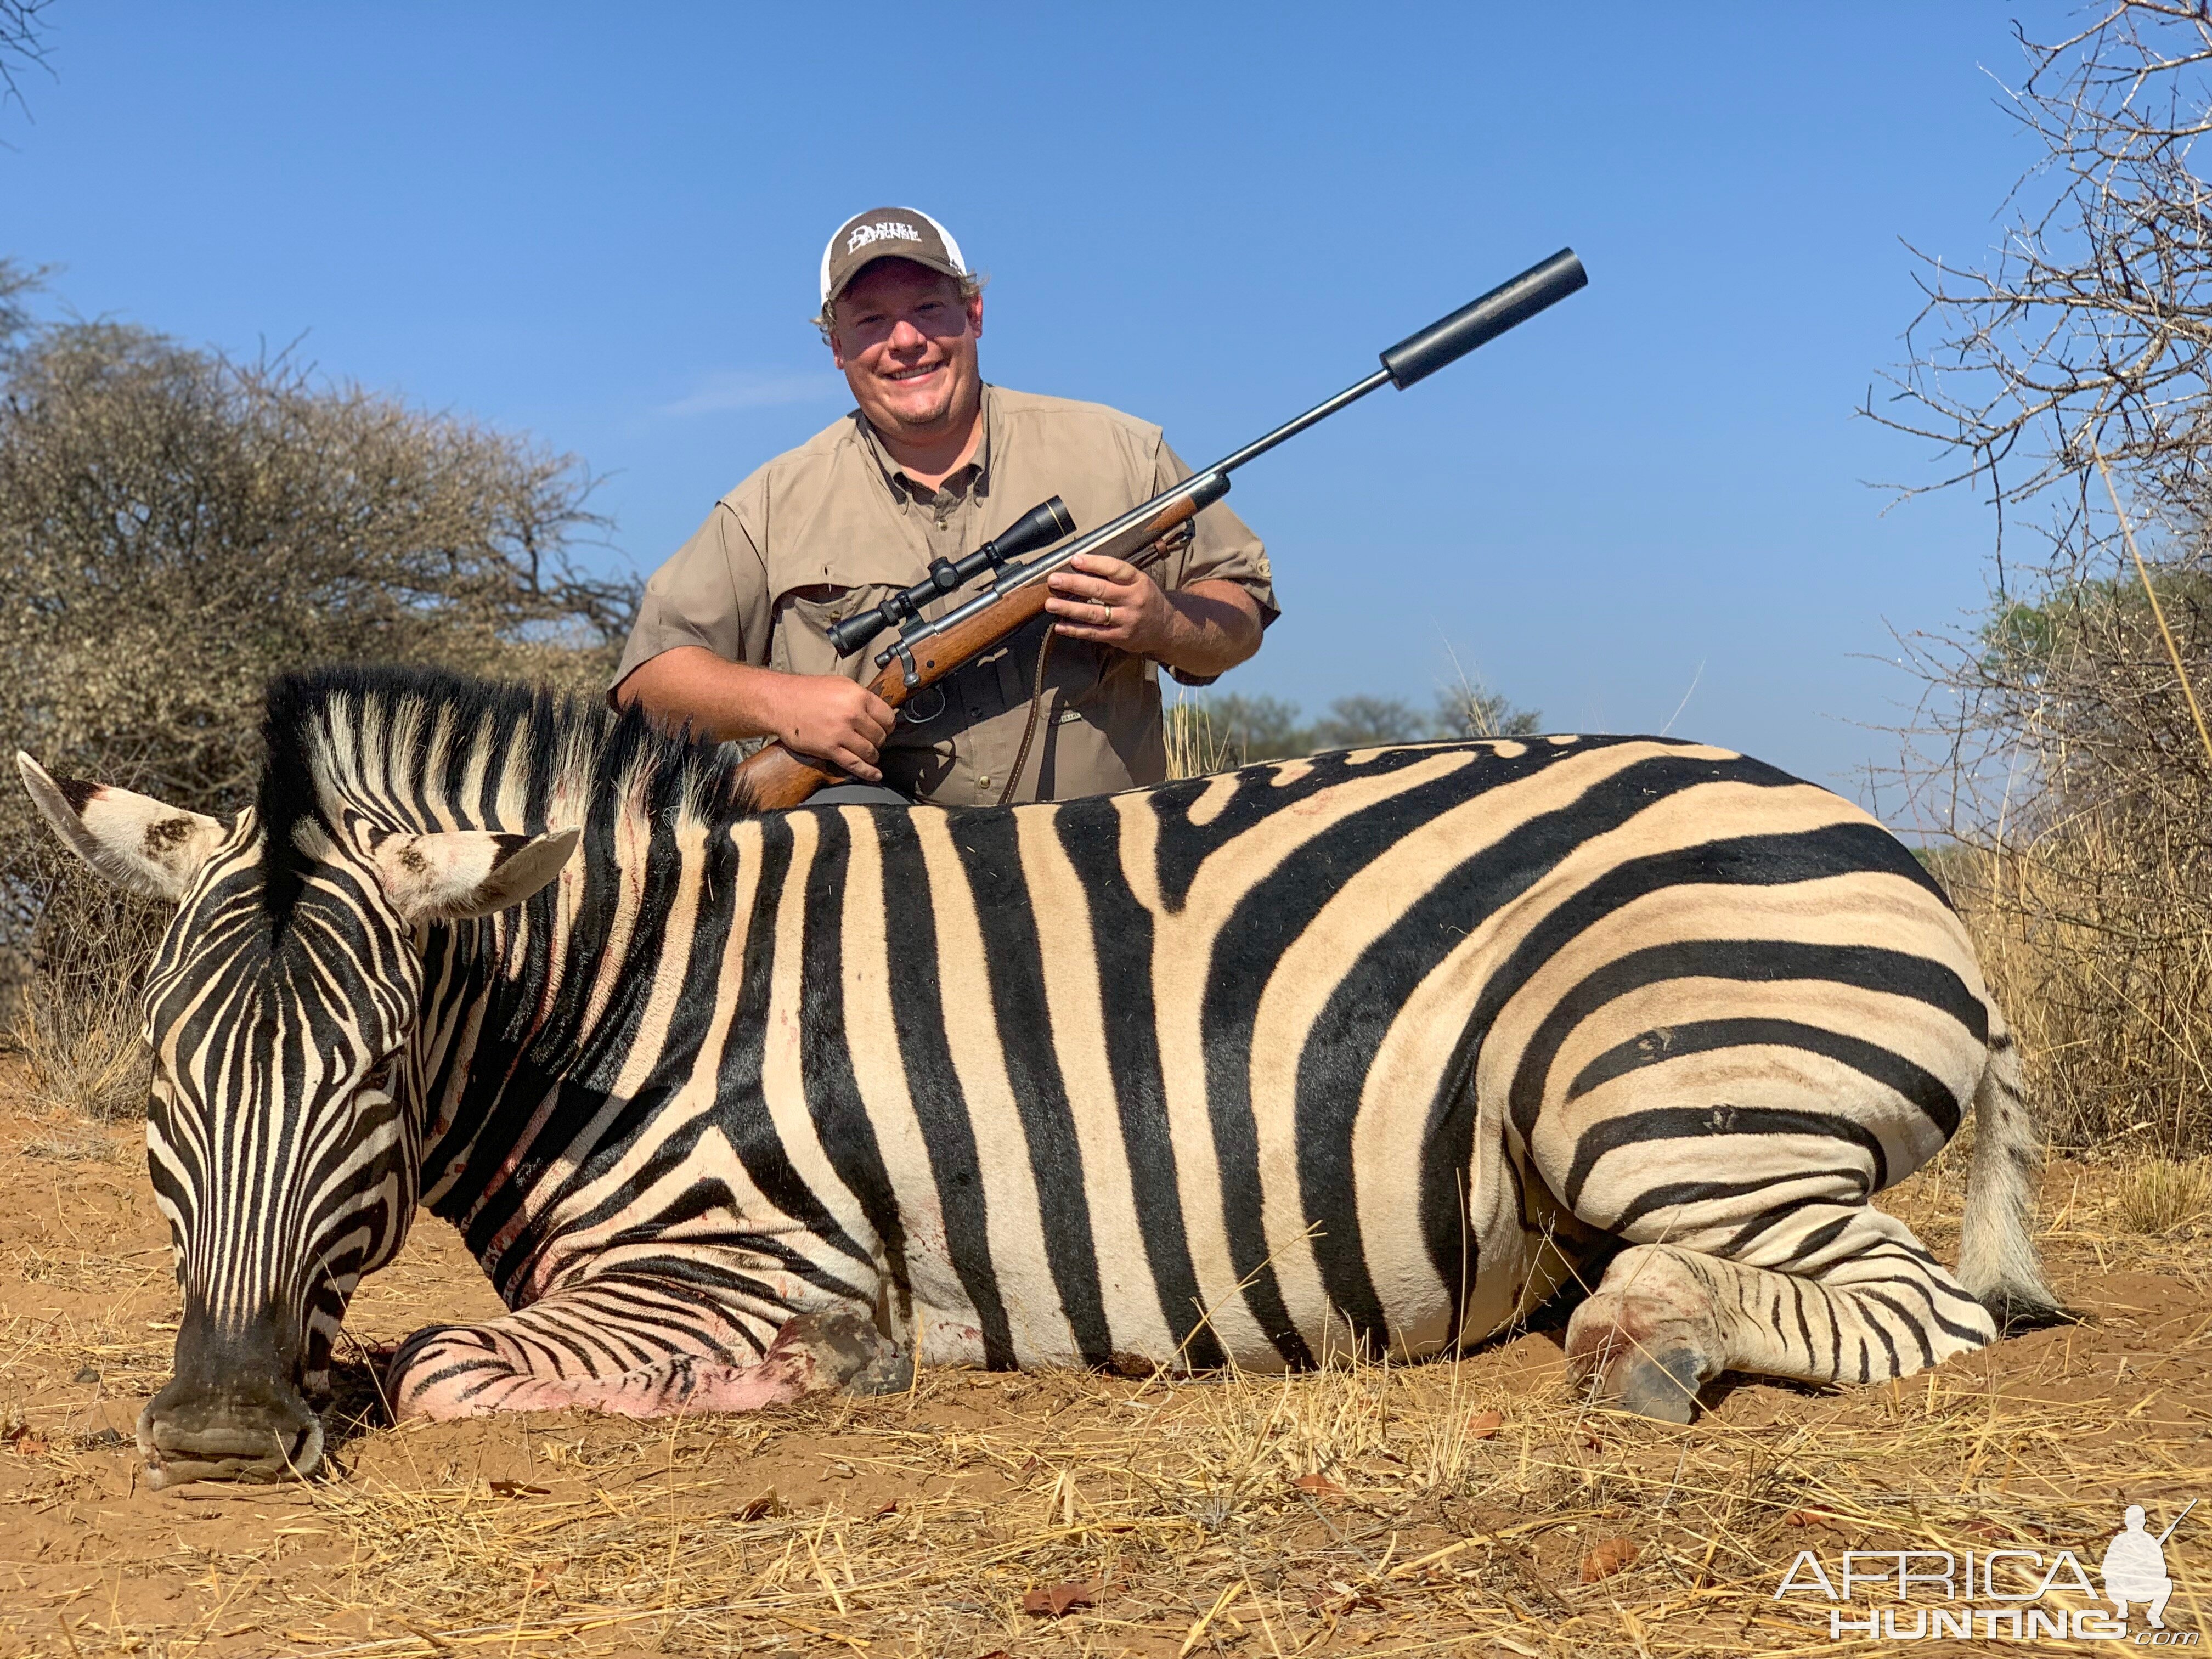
xmin=1046 ymin=555 xmax=1264 ymax=680
xmin=1045 ymin=553 xmax=1178 ymax=656
xmin=615 ymin=649 xmax=898 ymax=780
xmin=770 ymin=674 xmax=896 ymax=782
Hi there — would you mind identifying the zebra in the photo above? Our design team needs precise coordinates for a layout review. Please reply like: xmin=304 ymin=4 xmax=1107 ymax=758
xmin=18 ymin=666 xmax=2059 ymax=1486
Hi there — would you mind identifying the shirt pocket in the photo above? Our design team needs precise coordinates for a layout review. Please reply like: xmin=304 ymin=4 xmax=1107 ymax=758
xmin=773 ymin=583 xmax=903 ymax=679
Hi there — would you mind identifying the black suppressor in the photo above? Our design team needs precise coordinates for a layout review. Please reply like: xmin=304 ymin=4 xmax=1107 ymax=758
xmin=1379 ymin=249 xmax=1588 ymax=390
xmin=826 ymin=495 xmax=1076 ymax=658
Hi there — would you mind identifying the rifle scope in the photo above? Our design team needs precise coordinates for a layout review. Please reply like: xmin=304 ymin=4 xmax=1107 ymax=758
xmin=826 ymin=495 xmax=1076 ymax=658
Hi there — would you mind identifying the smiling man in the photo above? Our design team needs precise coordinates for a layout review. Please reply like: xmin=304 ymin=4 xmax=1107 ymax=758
xmin=611 ymin=206 xmax=1275 ymax=805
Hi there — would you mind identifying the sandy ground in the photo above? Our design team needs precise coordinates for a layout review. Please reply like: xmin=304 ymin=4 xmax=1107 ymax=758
xmin=1 ymin=1077 xmax=2207 ymax=1658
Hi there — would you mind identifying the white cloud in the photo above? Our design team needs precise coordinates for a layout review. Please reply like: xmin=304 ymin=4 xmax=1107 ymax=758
xmin=658 ymin=370 xmax=844 ymax=418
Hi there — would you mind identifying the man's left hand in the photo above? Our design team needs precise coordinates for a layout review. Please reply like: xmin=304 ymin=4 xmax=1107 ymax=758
xmin=1046 ymin=555 xmax=1265 ymax=680
xmin=1045 ymin=554 xmax=1178 ymax=654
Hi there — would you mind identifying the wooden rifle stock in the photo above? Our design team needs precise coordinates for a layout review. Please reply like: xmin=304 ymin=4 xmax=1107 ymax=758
xmin=732 ymin=491 xmax=1208 ymax=809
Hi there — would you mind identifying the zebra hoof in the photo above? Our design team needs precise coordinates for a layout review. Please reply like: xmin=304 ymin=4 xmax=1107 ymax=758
xmin=1565 ymin=1299 xmax=1718 ymax=1424
xmin=1595 ymin=1343 xmax=1708 ymax=1424
xmin=774 ymin=1311 xmax=912 ymax=1397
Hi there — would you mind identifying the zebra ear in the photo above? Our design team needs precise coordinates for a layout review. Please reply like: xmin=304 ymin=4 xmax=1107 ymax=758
xmin=370 ymin=827 xmax=582 ymax=924
xmin=16 ymin=753 xmax=228 ymax=903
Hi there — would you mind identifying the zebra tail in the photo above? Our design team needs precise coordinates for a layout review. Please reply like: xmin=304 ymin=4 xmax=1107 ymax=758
xmin=1954 ymin=1025 xmax=2069 ymax=1331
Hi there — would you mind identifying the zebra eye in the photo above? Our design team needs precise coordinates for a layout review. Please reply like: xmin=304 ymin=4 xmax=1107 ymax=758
xmin=358 ymin=1057 xmax=396 ymax=1096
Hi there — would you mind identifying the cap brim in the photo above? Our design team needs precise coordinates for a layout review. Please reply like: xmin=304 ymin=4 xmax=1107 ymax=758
xmin=824 ymin=250 xmax=965 ymax=309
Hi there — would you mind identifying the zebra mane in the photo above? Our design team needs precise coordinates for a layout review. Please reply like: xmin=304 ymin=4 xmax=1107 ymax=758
xmin=255 ymin=665 xmax=753 ymax=923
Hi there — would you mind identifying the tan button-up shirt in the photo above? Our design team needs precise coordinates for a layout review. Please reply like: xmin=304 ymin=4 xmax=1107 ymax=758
xmin=612 ymin=385 xmax=1277 ymax=805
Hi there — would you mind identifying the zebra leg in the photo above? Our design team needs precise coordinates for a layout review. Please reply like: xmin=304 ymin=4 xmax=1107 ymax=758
xmin=1563 ymin=1206 xmax=1996 ymax=1422
xmin=386 ymin=1282 xmax=911 ymax=1422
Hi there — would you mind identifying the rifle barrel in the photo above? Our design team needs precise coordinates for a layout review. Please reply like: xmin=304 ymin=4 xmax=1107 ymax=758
xmin=2156 ymin=1497 xmax=2197 ymax=1545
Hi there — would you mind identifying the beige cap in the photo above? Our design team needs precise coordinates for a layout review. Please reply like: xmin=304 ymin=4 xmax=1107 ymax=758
xmin=819 ymin=206 xmax=968 ymax=311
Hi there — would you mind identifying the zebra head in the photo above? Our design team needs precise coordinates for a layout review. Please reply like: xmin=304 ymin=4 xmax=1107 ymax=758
xmin=16 ymin=753 xmax=577 ymax=1485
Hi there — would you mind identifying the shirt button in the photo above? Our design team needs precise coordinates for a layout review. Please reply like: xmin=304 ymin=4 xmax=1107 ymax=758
xmin=976 ymin=774 xmax=991 ymax=789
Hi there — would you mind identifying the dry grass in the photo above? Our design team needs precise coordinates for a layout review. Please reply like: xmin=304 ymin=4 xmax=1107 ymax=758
xmin=7 ymin=896 xmax=155 ymax=1122
xmin=18 ymin=1127 xmax=126 ymax=1163
xmin=2104 ymin=1155 xmax=2212 ymax=1234
xmin=110 ymin=1327 xmax=2207 ymax=1657
xmin=1163 ymin=692 xmax=1238 ymax=782
xmin=3 ymin=1112 xmax=2209 ymax=1656
xmin=1940 ymin=832 xmax=2212 ymax=1153
xmin=12 ymin=973 xmax=148 ymax=1123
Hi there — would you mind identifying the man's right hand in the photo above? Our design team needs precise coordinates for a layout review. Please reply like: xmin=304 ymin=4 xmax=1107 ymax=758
xmin=771 ymin=675 xmax=896 ymax=782
xmin=613 ymin=649 xmax=898 ymax=781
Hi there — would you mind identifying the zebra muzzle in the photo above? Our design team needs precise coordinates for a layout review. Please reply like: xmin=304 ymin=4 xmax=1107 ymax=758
xmin=135 ymin=1403 xmax=325 ymax=1489
xmin=136 ymin=1311 xmax=328 ymax=1487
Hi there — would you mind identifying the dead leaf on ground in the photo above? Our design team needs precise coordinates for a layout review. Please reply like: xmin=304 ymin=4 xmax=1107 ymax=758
xmin=1292 ymin=1472 xmax=1346 ymax=1498
xmin=733 ymin=1491 xmax=781 ymax=1522
xmin=1308 ymin=1579 xmax=1384 ymax=1614
xmin=1465 ymin=1409 xmax=1505 ymax=1440
xmin=870 ymin=1497 xmax=899 ymax=1520
xmin=1021 ymin=1581 xmax=1099 ymax=1617
xmin=1784 ymin=1508 xmax=1833 ymax=1527
xmin=487 ymin=1479 xmax=549 ymax=1498
xmin=1579 ymin=1536 xmax=1640 ymax=1582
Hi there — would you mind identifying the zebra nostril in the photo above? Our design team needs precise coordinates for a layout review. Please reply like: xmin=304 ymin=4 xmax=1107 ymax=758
xmin=285 ymin=1416 xmax=326 ymax=1478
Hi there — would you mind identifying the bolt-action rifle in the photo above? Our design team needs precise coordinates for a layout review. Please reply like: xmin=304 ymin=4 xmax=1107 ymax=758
xmin=732 ymin=248 xmax=1590 ymax=810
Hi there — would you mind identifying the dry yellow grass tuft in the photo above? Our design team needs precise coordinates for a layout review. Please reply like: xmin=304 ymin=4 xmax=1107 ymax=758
xmin=8 ymin=905 xmax=157 ymax=1124
xmin=2107 ymin=1155 xmax=2212 ymax=1235
xmin=1941 ymin=833 xmax=2212 ymax=1154
xmin=12 ymin=977 xmax=149 ymax=1123
xmin=1162 ymin=692 xmax=1237 ymax=782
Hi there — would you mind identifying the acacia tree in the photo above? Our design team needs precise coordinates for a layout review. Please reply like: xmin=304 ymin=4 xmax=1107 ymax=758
xmin=0 ymin=268 xmax=635 ymax=1108
xmin=0 ymin=280 xmax=630 ymax=828
xmin=1874 ymin=2 xmax=2212 ymax=1148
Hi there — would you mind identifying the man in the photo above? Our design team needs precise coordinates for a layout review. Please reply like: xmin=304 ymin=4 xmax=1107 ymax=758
xmin=2102 ymin=1505 xmax=2174 ymax=1629
xmin=611 ymin=206 xmax=1274 ymax=805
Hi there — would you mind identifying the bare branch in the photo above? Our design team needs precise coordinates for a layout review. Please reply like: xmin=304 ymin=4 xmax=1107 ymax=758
xmin=0 ymin=0 xmax=57 ymax=115
xmin=1870 ymin=3 xmax=2212 ymax=1152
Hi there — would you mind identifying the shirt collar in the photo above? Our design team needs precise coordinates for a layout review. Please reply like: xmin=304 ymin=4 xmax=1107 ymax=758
xmin=855 ymin=384 xmax=995 ymax=503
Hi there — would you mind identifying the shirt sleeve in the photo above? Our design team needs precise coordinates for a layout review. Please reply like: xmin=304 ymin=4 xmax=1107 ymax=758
xmin=1148 ymin=436 xmax=1279 ymax=686
xmin=608 ymin=501 xmax=776 ymax=697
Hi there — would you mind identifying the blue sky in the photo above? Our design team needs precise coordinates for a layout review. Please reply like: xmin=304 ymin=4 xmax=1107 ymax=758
xmin=4 ymin=3 xmax=2075 ymax=808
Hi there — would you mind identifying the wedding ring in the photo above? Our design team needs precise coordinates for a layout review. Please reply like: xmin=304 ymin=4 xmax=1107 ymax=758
xmin=1095 ymin=601 xmax=1111 ymax=625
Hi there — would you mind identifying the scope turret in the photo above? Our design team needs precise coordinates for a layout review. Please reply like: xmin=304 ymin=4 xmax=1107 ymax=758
xmin=825 ymin=495 xmax=1076 ymax=658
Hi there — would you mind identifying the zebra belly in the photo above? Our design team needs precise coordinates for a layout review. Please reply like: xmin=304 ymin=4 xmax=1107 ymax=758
xmin=778 ymin=766 xmax=1617 ymax=1374
xmin=872 ymin=1066 xmax=1573 ymax=1374
xmin=888 ymin=1149 xmax=1572 ymax=1374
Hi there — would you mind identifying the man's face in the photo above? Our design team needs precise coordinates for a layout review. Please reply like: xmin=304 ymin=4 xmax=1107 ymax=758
xmin=828 ymin=260 xmax=983 ymax=442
